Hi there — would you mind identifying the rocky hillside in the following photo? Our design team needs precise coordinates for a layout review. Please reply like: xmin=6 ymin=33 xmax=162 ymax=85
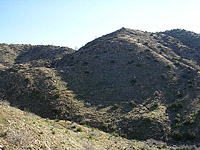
xmin=2 ymin=101 xmax=178 ymax=150
xmin=55 ymin=28 xmax=200 ymax=141
xmin=1 ymin=28 xmax=200 ymax=146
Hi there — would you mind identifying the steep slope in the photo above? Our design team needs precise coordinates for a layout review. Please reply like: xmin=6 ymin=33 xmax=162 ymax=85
xmin=55 ymin=28 xmax=200 ymax=141
xmin=0 ymin=44 xmax=75 ymax=119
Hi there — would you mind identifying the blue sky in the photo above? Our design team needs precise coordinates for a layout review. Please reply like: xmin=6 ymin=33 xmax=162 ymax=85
xmin=0 ymin=0 xmax=200 ymax=49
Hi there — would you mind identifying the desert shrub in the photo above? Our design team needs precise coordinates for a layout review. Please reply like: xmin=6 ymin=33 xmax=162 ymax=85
xmin=183 ymin=120 xmax=195 ymax=125
xmin=82 ymin=61 xmax=88 ymax=65
xmin=154 ymin=59 xmax=159 ymax=62
xmin=187 ymin=80 xmax=193 ymax=84
xmin=128 ymin=60 xmax=134 ymax=64
xmin=174 ymin=117 xmax=180 ymax=122
xmin=0 ymin=131 xmax=7 ymax=137
xmin=129 ymin=100 xmax=137 ymax=107
xmin=140 ymin=146 xmax=150 ymax=150
xmin=153 ymin=103 xmax=159 ymax=108
xmin=111 ymin=125 xmax=117 ymax=131
xmin=76 ymin=127 xmax=83 ymax=132
xmin=146 ymin=56 xmax=151 ymax=59
xmin=112 ymin=132 xmax=119 ymax=137
xmin=102 ymin=123 xmax=108 ymax=129
xmin=169 ymin=103 xmax=184 ymax=110
xmin=172 ymin=131 xmax=183 ymax=141
xmin=188 ymin=84 xmax=193 ymax=88
xmin=176 ymin=91 xmax=182 ymax=98
xmin=120 ymin=134 xmax=127 ymax=138
xmin=113 ymin=104 xmax=120 ymax=109
xmin=161 ymin=74 xmax=166 ymax=79
xmin=80 ymin=120 xmax=86 ymax=125
xmin=136 ymin=64 xmax=142 ymax=67
xmin=84 ymin=71 xmax=90 ymax=74
xmin=130 ymin=79 xmax=137 ymax=86
xmin=24 ymin=78 xmax=31 ymax=83
xmin=166 ymin=64 xmax=171 ymax=69
xmin=55 ymin=94 xmax=63 ymax=99
xmin=55 ymin=119 xmax=60 ymax=122
xmin=196 ymin=87 xmax=200 ymax=90
xmin=51 ymin=130 xmax=56 ymax=134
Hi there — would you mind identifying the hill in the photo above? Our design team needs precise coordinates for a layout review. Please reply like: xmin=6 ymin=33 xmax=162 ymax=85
xmin=1 ymin=28 xmax=200 ymax=146
xmin=1 ymin=101 xmax=172 ymax=150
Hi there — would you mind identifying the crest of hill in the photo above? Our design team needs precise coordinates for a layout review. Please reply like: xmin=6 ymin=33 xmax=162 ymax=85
xmin=162 ymin=29 xmax=200 ymax=50
xmin=54 ymin=28 xmax=200 ymax=141
xmin=0 ymin=43 xmax=74 ymax=69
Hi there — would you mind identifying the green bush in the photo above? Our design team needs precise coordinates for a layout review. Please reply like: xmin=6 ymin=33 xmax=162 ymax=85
xmin=153 ymin=103 xmax=159 ymax=108
xmin=161 ymin=74 xmax=166 ymax=79
xmin=102 ymin=123 xmax=108 ymax=129
xmin=136 ymin=64 xmax=142 ymax=67
xmin=55 ymin=94 xmax=63 ymax=99
xmin=120 ymin=134 xmax=127 ymax=138
xmin=183 ymin=120 xmax=195 ymax=125
xmin=129 ymin=48 xmax=133 ymax=51
xmin=112 ymin=132 xmax=119 ymax=137
xmin=80 ymin=120 xmax=86 ymax=125
xmin=111 ymin=125 xmax=117 ymax=131
xmin=174 ymin=117 xmax=180 ymax=122
xmin=169 ymin=103 xmax=184 ymax=110
xmin=176 ymin=91 xmax=182 ymax=98
xmin=76 ymin=127 xmax=83 ymax=132
xmin=129 ymin=100 xmax=137 ymax=107
xmin=130 ymin=79 xmax=137 ymax=86
xmin=82 ymin=62 xmax=88 ymax=65
xmin=166 ymin=64 xmax=171 ymax=69
xmin=188 ymin=84 xmax=193 ymax=88
xmin=146 ymin=56 xmax=151 ymax=59
xmin=113 ymin=104 xmax=120 ymax=109
xmin=84 ymin=71 xmax=90 ymax=74
xmin=171 ymin=131 xmax=183 ymax=141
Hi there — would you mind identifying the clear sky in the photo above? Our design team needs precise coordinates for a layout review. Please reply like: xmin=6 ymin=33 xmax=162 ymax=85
xmin=0 ymin=0 xmax=200 ymax=49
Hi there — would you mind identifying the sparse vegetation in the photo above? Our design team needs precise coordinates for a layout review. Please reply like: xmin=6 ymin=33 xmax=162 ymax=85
xmin=169 ymin=103 xmax=184 ymax=110
xmin=1 ymin=28 xmax=200 ymax=148
xmin=113 ymin=103 xmax=120 ymax=109
xmin=80 ymin=120 xmax=86 ymax=125
xmin=76 ymin=127 xmax=83 ymax=132
xmin=120 ymin=134 xmax=127 ymax=138
xmin=129 ymin=100 xmax=137 ymax=107
xmin=171 ymin=131 xmax=183 ymax=141
xmin=130 ymin=79 xmax=137 ymax=86
xmin=183 ymin=119 xmax=195 ymax=125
